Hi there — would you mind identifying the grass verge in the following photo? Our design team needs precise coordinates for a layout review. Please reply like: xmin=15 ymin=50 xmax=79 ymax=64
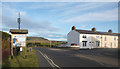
xmin=2 ymin=48 xmax=39 ymax=67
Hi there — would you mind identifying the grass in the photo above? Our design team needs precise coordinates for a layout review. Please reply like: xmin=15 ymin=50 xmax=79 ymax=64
xmin=2 ymin=48 xmax=39 ymax=67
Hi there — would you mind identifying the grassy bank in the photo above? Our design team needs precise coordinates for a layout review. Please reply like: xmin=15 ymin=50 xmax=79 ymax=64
xmin=2 ymin=48 xmax=38 ymax=67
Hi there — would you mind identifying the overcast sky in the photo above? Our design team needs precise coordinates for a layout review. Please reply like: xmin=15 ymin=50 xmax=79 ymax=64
xmin=1 ymin=2 xmax=118 ymax=41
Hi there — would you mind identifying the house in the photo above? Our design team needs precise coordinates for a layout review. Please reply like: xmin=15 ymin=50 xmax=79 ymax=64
xmin=67 ymin=26 xmax=118 ymax=49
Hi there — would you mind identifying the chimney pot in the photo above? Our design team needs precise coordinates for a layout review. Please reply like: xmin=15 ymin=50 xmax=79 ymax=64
xmin=72 ymin=26 xmax=76 ymax=30
xmin=108 ymin=29 xmax=112 ymax=33
xmin=92 ymin=27 xmax=96 ymax=32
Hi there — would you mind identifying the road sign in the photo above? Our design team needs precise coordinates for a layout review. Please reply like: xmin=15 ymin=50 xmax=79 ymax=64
xmin=12 ymin=34 xmax=26 ymax=47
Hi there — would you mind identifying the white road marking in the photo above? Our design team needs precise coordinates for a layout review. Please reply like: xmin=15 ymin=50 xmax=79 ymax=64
xmin=48 ymin=48 xmax=69 ymax=51
xmin=38 ymin=50 xmax=61 ymax=69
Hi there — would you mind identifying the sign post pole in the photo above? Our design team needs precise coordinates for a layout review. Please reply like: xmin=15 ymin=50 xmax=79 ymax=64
xmin=25 ymin=46 xmax=27 ymax=59
xmin=25 ymin=34 xmax=27 ymax=59
xmin=11 ymin=35 xmax=13 ymax=59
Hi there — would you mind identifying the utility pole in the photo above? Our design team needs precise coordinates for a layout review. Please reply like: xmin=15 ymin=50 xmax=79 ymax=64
xmin=50 ymin=40 xmax=51 ymax=48
xmin=18 ymin=12 xmax=20 ymax=30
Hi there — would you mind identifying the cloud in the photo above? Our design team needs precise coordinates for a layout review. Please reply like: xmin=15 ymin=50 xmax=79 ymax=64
xmin=47 ymin=34 xmax=66 ymax=38
xmin=46 ymin=33 xmax=67 ymax=41
xmin=51 ymin=3 xmax=111 ymax=16
xmin=1 ymin=2 xmax=118 ymax=41
xmin=47 ymin=37 xmax=67 ymax=41
xmin=63 ymin=8 xmax=118 ymax=23
xmin=2 ymin=4 xmax=65 ymax=41
xmin=2 ymin=4 xmax=60 ymax=32
xmin=1 ymin=0 xmax=119 ymax=2
xmin=0 ymin=3 xmax=2 ymax=31
xmin=28 ymin=3 xmax=69 ymax=10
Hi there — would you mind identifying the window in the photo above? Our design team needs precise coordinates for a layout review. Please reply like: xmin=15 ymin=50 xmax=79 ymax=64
xmin=96 ymin=36 xmax=99 ymax=39
xmin=111 ymin=42 xmax=112 ymax=46
xmin=96 ymin=41 xmax=100 ymax=47
xmin=82 ymin=41 xmax=87 ymax=46
xmin=114 ymin=37 xmax=116 ymax=40
xmin=83 ymin=35 xmax=86 ymax=38
xmin=105 ymin=37 xmax=107 ymax=41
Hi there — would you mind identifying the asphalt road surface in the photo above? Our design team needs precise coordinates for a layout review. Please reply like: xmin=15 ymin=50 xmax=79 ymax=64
xmin=33 ymin=47 xmax=118 ymax=68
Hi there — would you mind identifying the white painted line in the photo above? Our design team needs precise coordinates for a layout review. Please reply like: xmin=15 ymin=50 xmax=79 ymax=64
xmin=44 ymin=54 xmax=60 ymax=68
xmin=38 ymin=51 xmax=61 ymax=69
xmin=38 ymin=51 xmax=54 ymax=67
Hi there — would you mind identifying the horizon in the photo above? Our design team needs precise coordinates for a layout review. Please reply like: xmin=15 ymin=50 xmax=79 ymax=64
xmin=1 ymin=2 xmax=118 ymax=41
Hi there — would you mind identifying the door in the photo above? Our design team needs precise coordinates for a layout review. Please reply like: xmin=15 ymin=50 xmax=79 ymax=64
xmin=89 ymin=42 xmax=94 ymax=48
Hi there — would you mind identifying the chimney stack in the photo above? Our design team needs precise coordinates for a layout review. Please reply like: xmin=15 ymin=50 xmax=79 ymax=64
xmin=92 ymin=27 xmax=96 ymax=32
xmin=108 ymin=29 xmax=112 ymax=33
xmin=72 ymin=26 xmax=76 ymax=30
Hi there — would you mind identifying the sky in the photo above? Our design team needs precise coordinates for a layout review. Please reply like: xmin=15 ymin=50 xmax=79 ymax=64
xmin=1 ymin=2 xmax=119 ymax=41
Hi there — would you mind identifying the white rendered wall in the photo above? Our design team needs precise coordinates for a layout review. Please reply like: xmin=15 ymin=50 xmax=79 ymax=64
xmin=101 ymin=35 xmax=118 ymax=48
xmin=79 ymin=34 xmax=118 ymax=48
xmin=79 ymin=34 xmax=101 ymax=48
xmin=67 ymin=30 xmax=80 ymax=46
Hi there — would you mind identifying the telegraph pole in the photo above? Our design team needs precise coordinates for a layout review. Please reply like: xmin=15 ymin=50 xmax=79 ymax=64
xmin=50 ymin=40 xmax=51 ymax=48
xmin=18 ymin=12 xmax=20 ymax=30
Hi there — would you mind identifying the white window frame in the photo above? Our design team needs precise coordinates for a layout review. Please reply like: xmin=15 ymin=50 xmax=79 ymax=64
xmin=96 ymin=41 xmax=100 ymax=47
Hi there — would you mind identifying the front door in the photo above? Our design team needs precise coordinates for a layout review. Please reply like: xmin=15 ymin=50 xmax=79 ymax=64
xmin=89 ymin=42 xmax=94 ymax=48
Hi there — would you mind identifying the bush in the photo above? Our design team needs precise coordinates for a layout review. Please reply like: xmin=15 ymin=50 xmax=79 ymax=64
xmin=1 ymin=31 xmax=11 ymax=60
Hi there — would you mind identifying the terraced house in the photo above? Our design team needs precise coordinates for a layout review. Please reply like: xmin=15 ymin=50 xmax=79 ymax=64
xmin=67 ymin=26 xmax=118 ymax=49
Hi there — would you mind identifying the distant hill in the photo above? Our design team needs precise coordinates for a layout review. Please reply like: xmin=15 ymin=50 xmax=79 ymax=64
xmin=27 ymin=36 xmax=49 ymax=43
xmin=27 ymin=36 xmax=67 ymax=44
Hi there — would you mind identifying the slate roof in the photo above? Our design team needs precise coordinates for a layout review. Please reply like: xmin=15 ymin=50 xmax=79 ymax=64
xmin=75 ymin=29 xmax=119 ymax=36
xmin=10 ymin=29 xmax=28 ymax=34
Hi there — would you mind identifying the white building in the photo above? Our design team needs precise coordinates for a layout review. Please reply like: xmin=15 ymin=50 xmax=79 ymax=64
xmin=67 ymin=26 xmax=118 ymax=49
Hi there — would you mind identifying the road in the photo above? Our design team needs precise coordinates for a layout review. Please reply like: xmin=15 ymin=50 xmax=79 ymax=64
xmin=33 ymin=47 xmax=118 ymax=68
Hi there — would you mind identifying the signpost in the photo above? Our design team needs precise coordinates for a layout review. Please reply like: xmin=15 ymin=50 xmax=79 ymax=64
xmin=10 ymin=12 xmax=28 ymax=59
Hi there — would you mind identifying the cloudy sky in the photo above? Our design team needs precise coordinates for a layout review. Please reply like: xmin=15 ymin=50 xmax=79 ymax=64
xmin=1 ymin=2 xmax=118 ymax=41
